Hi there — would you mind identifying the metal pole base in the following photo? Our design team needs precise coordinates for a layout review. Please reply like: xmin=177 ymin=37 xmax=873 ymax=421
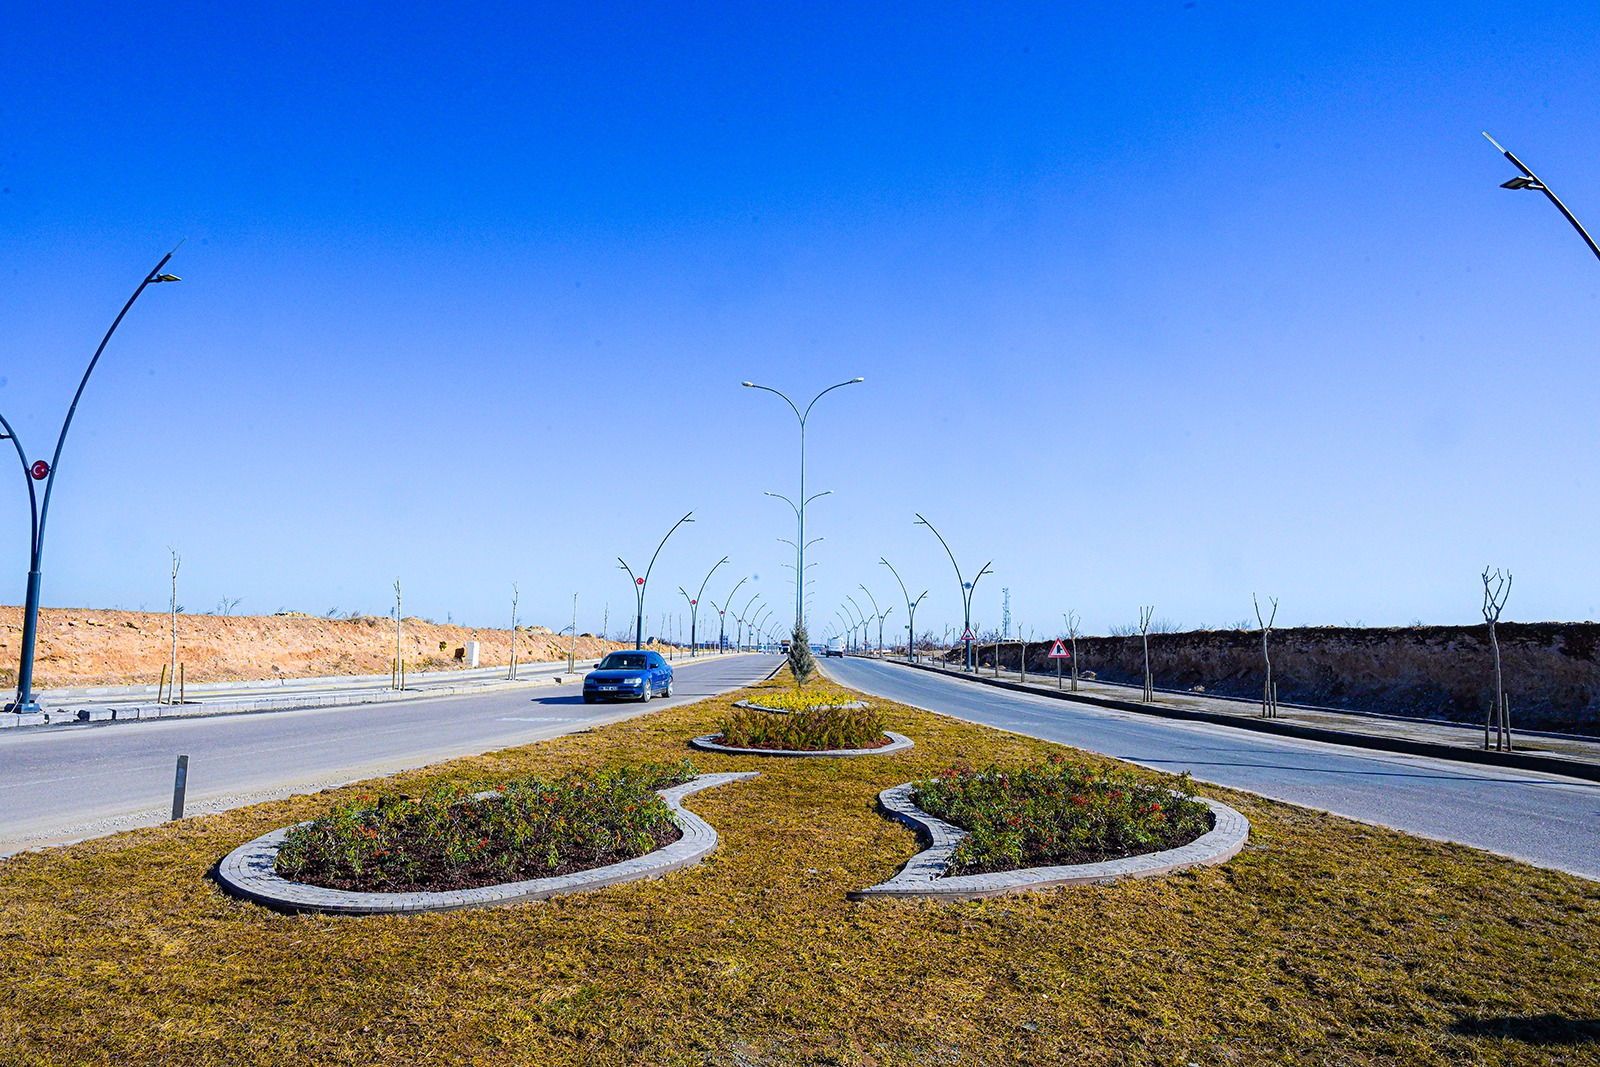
xmin=5 ymin=700 xmax=43 ymax=714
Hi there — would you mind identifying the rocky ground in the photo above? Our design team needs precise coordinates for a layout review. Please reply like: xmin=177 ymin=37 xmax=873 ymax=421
xmin=0 ymin=606 xmax=666 ymax=689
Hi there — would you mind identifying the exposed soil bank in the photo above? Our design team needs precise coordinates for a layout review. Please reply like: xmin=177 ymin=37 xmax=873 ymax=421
xmin=0 ymin=606 xmax=675 ymax=690
xmin=959 ymin=623 xmax=1600 ymax=734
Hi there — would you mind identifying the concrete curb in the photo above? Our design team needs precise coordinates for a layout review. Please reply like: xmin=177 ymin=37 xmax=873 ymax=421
xmin=883 ymin=659 xmax=1600 ymax=784
xmin=731 ymin=698 xmax=870 ymax=713
xmin=213 ymin=772 xmax=759 ymax=915
xmin=688 ymin=731 xmax=914 ymax=758
xmin=850 ymin=783 xmax=1249 ymax=901
xmin=4 ymin=654 xmax=745 ymax=731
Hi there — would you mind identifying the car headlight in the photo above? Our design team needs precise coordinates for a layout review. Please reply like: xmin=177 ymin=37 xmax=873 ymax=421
xmin=624 ymin=676 xmax=643 ymax=684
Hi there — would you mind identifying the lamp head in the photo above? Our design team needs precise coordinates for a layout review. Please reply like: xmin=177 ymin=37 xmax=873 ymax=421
xmin=1501 ymin=176 xmax=1544 ymax=191
xmin=152 ymin=274 xmax=181 ymax=283
xmin=741 ymin=381 xmax=755 ymax=388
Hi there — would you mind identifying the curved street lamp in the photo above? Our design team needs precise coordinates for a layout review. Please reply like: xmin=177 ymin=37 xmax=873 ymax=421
xmin=737 ymin=592 xmax=761 ymax=653
xmin=859 ymin=584 xmax=891 ymax=658
xmin=743 ymin=377 xmax=863 ymax=628
xmin=678 ymin=555 xmax=728 ymax=657
xmin=618 ymin=511 xmax=694 ymax=649
xmin=1484 ymin=132 xmax=1600 ymax=263
xmin=708 ymin=575 xmax=748 ymax=654
xmin=880 ymin=557 xmax=928 ymax=664
xmin=915 ymin=513 xmax=993 ymax=672
xmin=4 ymin=247 xmax=183 ymax=713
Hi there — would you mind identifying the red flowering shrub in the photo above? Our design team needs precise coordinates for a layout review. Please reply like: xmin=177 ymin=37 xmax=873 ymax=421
xmin=910 ymin=754 xmax=1212 ymax=874
xmin=274 ymin=760 xmax=696 ymax=891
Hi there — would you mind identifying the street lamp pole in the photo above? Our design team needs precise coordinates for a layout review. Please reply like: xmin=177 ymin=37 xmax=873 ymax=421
xmin=709 ymin=575 xmax=747 ymax=654
xmin=738 ymin=593 xmax=761 ymax=653
xmin=880 ymin=557 xmax=928 ymax=664
xmin=679 ymin=555 xmax=728 ymax=658
xmin=859 ymin=584 xmax=886 ymax=658
xmin=4 ymin=247 xmax=183 ymax=713
xmin=1484 ymin=133 xmax=1600 ymax=263
xmin=743 ymin=377 xmax=863 ymax=630
xmin=618 ymin=511 xmax=694 ymax=650
xmin=915 ymin=513 xmax=992 ymax=672
xmin=843 ymin=596 xmax=867 ymax=654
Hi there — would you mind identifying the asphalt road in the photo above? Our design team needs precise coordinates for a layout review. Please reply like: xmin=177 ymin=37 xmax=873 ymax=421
xmin=0 ymin=653 xmax=781 ymax=854
xmin=826 ymin=657 xmax=1600 ymax=880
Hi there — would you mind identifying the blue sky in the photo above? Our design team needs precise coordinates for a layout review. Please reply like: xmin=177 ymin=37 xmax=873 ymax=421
xmin=2 ymin=2 xmax=1599 ymax=640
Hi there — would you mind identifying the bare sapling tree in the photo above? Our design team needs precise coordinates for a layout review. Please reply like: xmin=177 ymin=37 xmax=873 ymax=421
xmin=1138 ymin=605 xmax=1155 ymax=702
xmin=1254 ymin=593 xmax=1279 ymax=718
xmin=392 ymin=578 xmax=404 ymax=690
xmin=167 ymin=548 xmax=181 ymax=704
xmin=1064 ymin=611 xmax=1081 ymax=692
xmin=508 ymin=582 xmax=520 ymax=681
xmin=1018 ymin=625 xmax=1033 ymax=684
xmin=1481 ymin=567 xmax=1513 ymax=751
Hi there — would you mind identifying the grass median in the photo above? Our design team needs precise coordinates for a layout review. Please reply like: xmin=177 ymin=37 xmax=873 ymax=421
xmin=1 ymin=669 xmax=1596 ymax=1066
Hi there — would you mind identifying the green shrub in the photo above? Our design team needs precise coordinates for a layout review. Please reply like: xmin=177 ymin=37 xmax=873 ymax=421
xmin=715 ymin=705 xmax=886 ymax=750
xmin=274 ymin=760 xmax=696 ymax=891
xmin=912 ymin=754 xmax=1212 ymax=874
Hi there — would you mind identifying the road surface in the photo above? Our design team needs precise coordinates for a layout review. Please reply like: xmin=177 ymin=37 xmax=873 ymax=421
xmin=826 ymin=657 xmax=1600 ymax=879
xmin=0 ymin=654 xmax=780 ymax=854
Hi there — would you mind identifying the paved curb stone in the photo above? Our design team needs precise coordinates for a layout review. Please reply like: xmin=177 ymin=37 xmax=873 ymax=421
xmin=688 ymin=731 xmax=914 ymax=758
xmin=214 ymin=772 xmax=759 ymax=915
xmin=850 ymin=783 xmax=1249 ymax=900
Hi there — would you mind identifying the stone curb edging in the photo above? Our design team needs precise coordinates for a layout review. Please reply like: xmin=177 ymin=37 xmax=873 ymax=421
xmin=731 ymin=698 xmax=870 ymax=714
xmin=849 ymin=783 xmax=1249 ymax=901
xmin=688 ymin=731 xmax=914 ymax=758
xmin=878 ymin=658 xmax=1600 ymax=785
xmin=213 ymin=771 xmax=759 ymax=915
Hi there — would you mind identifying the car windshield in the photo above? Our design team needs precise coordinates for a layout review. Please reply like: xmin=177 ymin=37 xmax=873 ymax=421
xmin=598 ymin=653 xmax=648 ymax=670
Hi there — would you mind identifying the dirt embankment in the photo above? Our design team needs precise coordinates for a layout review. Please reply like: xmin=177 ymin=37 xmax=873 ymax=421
xmin=0 ymin=607 xmax=671 ymax=690
xmin=966 ymin=623 xmax=1600 ymax=734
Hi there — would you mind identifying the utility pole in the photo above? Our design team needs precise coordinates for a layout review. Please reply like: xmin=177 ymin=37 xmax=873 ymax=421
xmin=508 ymin=582 xmax=519 ymax=680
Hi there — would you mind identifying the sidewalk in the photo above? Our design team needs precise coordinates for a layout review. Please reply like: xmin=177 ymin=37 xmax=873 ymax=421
xmin=4 ymin=650 xmax=742 ymax=730
xmin=880 ymin=655 xmax=1600 ymax=781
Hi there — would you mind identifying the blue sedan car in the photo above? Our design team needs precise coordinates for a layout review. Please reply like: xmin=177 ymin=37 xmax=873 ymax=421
xmin=583 ymin=650 xmax=673 ymax=703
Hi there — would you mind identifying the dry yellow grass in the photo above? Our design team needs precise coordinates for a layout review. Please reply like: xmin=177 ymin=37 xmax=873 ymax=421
xmin=1 ymin=671 xmax=1596 ymax=1066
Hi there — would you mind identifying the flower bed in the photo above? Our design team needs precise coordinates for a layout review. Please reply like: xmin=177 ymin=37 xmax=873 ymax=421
xmin=909 ymin=754 xmax=1213 ymax=875
xmin=733 ymin=687 xmax=867 ymax=714
xmin=274 ymin=760 xmax=697 ymax=892
xmin=713 ymin=703 xmax=889 ymax=751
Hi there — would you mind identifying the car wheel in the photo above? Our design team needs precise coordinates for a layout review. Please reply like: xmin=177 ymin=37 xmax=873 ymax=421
xmin=583 ymin=693 xmax=597 ymax=704
xmin=641 ymin=682 xmax=653 ymax=702
xmin=665 ymin=680 xmax=674 ymax=698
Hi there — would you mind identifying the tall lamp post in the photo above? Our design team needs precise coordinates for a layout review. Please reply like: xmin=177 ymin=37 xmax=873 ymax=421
xmin=844 ymin=594 xmax=868 ymax=655
xmin=709 ymin=575 xmax=747 ymax=654
xmin=915 ymin=513 xmax=992 ymax=672
xmin=880 ymin=558 xmax=928 ymax=663
xmin=1484 ymin=133 xmax=1600 ymax=263
xmin=4 ymin=248 xmax=183 ymax=714
xmin=742 ymin=377 xmax=863 ymax=628
xmin=618 ymin=511 xmax=694 ymax=650
xmin=679 ymin=555 xmax=728 ymax=657
xmin=738 ymin=593 xmax=761 ymax=653
xmin=859 ymin=584 xmax=890 ymax=658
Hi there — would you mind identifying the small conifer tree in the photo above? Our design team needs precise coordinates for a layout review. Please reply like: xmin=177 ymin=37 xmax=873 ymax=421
xmin=788 ymin=623 xmax=818 ymax=687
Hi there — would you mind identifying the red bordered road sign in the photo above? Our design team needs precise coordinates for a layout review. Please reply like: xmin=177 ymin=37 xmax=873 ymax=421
xmin=960 ymin=628 xmax=975 ymax=642
xmin=1048 ymin=640 xmax=1070 ymax=659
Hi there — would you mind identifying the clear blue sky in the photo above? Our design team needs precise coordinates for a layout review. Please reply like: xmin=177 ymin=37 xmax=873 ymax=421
xmin=2 ymin=2 xmax=1598 ymax=640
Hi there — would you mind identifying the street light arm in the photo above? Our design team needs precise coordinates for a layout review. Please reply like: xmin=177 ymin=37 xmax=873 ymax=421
xmin=968 ymin=561 xmax=995 ymax=601
xmin=800 ymin=377 xmax=865 ymax=423
xmin=803 ymin=490 xmax=832 ymax=507
xmin=642 ymin=511 xmax=695 ymax=588
xmin=742 ymin=382 xmax=802 ymax=423
xmin=39 ymin=247 xmax=182 ymax=540
xmin=1485 ymin=132 xmax=1600 ymax=263
xmin=763 ymin=490 xmax=800 ymax=517
xmin=0 ymin=411 xmax=39 ymax=549
xmin=915 ymin=513 xmax=968 ymax=591
xmin=694 ymin=556 xmax=729 ymax=604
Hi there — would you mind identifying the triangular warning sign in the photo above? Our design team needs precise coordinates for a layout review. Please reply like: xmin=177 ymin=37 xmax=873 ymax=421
xmin=1048 ymin=639 xmax=1070 ymax=658
xmin=960 ymin=628 xmax=975 ymax=642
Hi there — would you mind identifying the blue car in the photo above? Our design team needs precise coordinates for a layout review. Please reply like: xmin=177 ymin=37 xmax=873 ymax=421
xmin=583 ymin=650 xmax=673 ymax=703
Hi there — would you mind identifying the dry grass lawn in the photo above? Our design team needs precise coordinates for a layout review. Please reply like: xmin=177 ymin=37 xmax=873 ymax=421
xmin=1 ymin=672 xmax=1597 ymax=1066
